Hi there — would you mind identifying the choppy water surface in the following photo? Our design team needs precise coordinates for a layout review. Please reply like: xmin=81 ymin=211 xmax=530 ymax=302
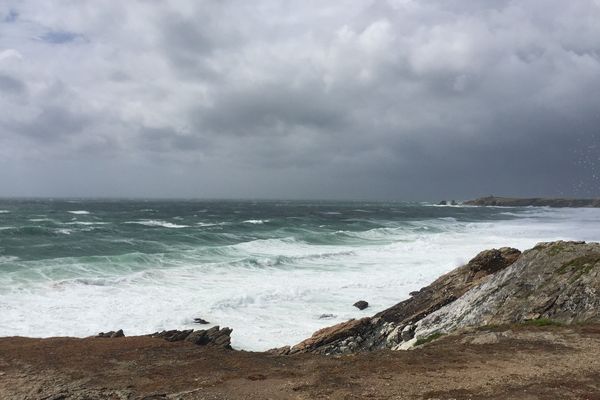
xmin=1 ymin=199 xmax=599 ymax=350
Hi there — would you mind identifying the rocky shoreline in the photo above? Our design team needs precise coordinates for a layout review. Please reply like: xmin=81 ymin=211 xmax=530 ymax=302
xmin=464 ymin=195 xmax=600 ymax=207
xmin=2 ymin=240 xmax=600 ymax=399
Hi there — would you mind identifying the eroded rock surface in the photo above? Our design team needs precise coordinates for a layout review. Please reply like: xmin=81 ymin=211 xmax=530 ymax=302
xmin=413 ymin=241 xmax=600 ymax=341
xmin=292 ymin=246 xmax=521 ymax=354
xmin=151 ymin=326 xmax=232 ymax=349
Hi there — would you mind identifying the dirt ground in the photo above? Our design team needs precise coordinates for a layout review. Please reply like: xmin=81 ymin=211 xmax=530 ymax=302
xmin=1 ymin=324 xmax=600 ymax=400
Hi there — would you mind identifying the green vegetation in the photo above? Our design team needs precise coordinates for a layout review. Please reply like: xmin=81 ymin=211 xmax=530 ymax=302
xmin=547 ymin=242 xmax=569 ymax=256
xmin=557 ymin=253 xmax=600 ymax=275
xmin=415 ymin=332 xmax=444 ymax=346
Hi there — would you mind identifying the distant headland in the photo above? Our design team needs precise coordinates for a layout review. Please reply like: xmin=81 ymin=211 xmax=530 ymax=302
xmin=463 ymin=196 xmax=600 ymax=208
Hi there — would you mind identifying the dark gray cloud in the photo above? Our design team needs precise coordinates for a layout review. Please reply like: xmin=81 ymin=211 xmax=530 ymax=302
xmin=0 ymin=0 xmax=599 ymax=199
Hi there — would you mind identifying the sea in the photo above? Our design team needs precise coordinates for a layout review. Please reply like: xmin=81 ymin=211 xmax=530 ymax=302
xmin=0 ymin=199 xmax=599 ymax=350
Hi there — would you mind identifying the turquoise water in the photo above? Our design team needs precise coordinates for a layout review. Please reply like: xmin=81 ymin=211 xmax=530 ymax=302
xmin=1 ymin=199 xmax=599 ymax=349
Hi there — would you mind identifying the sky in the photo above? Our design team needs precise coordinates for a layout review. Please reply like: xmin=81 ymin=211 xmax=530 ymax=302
xmin=0 ymin=0 xmax=599 ymax=200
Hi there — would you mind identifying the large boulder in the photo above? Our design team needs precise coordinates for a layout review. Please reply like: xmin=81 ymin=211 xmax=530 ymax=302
xmin=413 ymin=241 xmax=600 ymax=342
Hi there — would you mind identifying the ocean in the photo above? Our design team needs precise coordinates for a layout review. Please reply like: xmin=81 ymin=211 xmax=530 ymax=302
xmin=0 ymin=199 xmax=599 ymax=350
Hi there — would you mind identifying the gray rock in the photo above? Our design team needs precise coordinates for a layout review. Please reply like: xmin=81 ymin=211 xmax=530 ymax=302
xmin=414 ymin=241 xmax=600 ymax=339
xmin=401 ymin=324 xmax=415 ymax=341
xmin=96 ymin=330 xmax=125 ymax=338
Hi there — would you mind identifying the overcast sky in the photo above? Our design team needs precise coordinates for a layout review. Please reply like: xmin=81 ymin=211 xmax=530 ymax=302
xmin=0 ymin=0 xmax=599 ymax=200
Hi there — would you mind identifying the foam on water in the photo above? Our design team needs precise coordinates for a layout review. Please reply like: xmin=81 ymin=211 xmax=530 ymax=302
xmin=68 ymin=210 xmax=90 ymax=215
xmin=125 ymin=220 xmax=190 ymax=228
xmin=243 ymin=219 xmax=269 ymax=224
xmin=0 ymin=203 xmax=599 ymax=350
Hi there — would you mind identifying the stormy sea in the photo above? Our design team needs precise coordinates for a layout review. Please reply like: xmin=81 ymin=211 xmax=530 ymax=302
xmin=1 ymin=199 xmax=599 ymax=350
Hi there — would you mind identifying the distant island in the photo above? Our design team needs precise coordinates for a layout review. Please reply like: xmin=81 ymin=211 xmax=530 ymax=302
xmin=464 ymin=196 xmax=600 ymax=208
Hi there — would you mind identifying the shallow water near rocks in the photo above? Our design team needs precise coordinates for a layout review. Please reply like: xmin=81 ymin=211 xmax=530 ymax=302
xmin=0 ymin=199 xmax=599 ymax=350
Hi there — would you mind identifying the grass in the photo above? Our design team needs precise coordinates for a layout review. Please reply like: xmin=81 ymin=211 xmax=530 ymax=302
xmin=414 ymin=332 xmax=444 ymax=346
xmin=556 ymin=253 xmax=600 ymax=275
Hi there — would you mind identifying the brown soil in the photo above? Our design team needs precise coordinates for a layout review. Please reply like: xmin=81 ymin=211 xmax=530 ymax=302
xmin=2 ymin=325 xmax=600 ymax=400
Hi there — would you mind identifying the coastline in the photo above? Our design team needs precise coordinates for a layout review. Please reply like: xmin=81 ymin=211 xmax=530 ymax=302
xmin=2 ymin=240 xmax=600 ymax=398
xmin=464 ymin=196 xmax=600 ymax=208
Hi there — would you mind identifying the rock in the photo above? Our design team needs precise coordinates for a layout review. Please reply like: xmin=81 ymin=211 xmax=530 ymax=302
xmin=401 ymin=324 xmax=415 ymax=341
xmin=413 ymin=241 xmax=600 ymax=340
xmin=319 ymin=314 xmax=337 ymax=319
xmin=185 ymin=330 xmax=208 ymax=345
xmin=111 ymin=329 xmax=125 ymax=338
xmin=394 ymin=337 xmax=417 ymax=351
xmin=467 ymin=247 xmax=521 ymax=280
xmin=292 ymin=245 xmax=521 ymax=354
xmin=353 ymin=300 xmax=369 ymax=310
xmin=152 ymin=327 xmax=232 ymax=349
xmin=291 ymin=318 xmax=371 ymax=353
xmin=438 ymin=200 xmax=447 ymax=205
xmin=450 ymin=200 xmax=458 ymax=205
xmin=386 ymin=326 xmax=401 ymax=346
xmin=153 ymin=329 xmax=193 ymax=342
xmin=193 ymin=318 xmax=210 ymax=324
xmin=96 ymin=330 xmax=125 ymax=338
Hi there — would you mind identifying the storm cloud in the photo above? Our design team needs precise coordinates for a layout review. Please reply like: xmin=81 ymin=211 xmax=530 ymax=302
xmin=0 ymin=1 xmax=599 ymax=199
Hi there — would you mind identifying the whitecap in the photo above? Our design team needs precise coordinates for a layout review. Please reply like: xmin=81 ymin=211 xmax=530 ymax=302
xmin=125 ymin=220 xmax=189 ymax=228
xmin=66 ymin=221 xmax=108 ymax=226
xmin=243 ymin=219 xmax=269 ymax=224
xmin=0 ymin=210 xmax=10 ymax=214
xmin=68 ymin=210 xmax=90 ymax=215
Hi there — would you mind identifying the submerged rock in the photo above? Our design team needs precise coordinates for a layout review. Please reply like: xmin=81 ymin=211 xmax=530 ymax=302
xmin=353 ymin=300 xmax=369 ymax=310
xmin=193 ymin=318 xmax=210 ymax=324
xmin=319 ymin=314 xmax=337 ymax=319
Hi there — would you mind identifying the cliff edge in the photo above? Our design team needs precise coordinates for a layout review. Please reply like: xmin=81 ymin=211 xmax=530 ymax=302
xmin=289 ymin=240 xmax=600 ymax=354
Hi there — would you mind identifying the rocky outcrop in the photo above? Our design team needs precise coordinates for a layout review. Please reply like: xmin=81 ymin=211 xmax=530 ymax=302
xmin=96 ymin=329 xmax=124 ymax=338
xmin=151 ymin=326 xmax=232 ymax=349
xmin=291 ymin=247 xmax=521 ymax=354
xmin=464 ymin=196 xmax=600 ymax=208
xmin=412 ymin=241 xmax=600 ymax=342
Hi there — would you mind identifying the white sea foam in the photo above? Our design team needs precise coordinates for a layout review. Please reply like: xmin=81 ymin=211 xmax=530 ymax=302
xmin=68 ymin=210 xmax=90 ymax=215
xmin=0 ymin=207 xmax=599 ymax=351
xmin=0 ymin=210 xmax=10 ymax=213
xmin=125 ymin=220 xmax=190 ymax=228
xmin=243 ymin=219 xmax=269 ymax=224
xmin=65 ymin=221 xmax=108 ymax=226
